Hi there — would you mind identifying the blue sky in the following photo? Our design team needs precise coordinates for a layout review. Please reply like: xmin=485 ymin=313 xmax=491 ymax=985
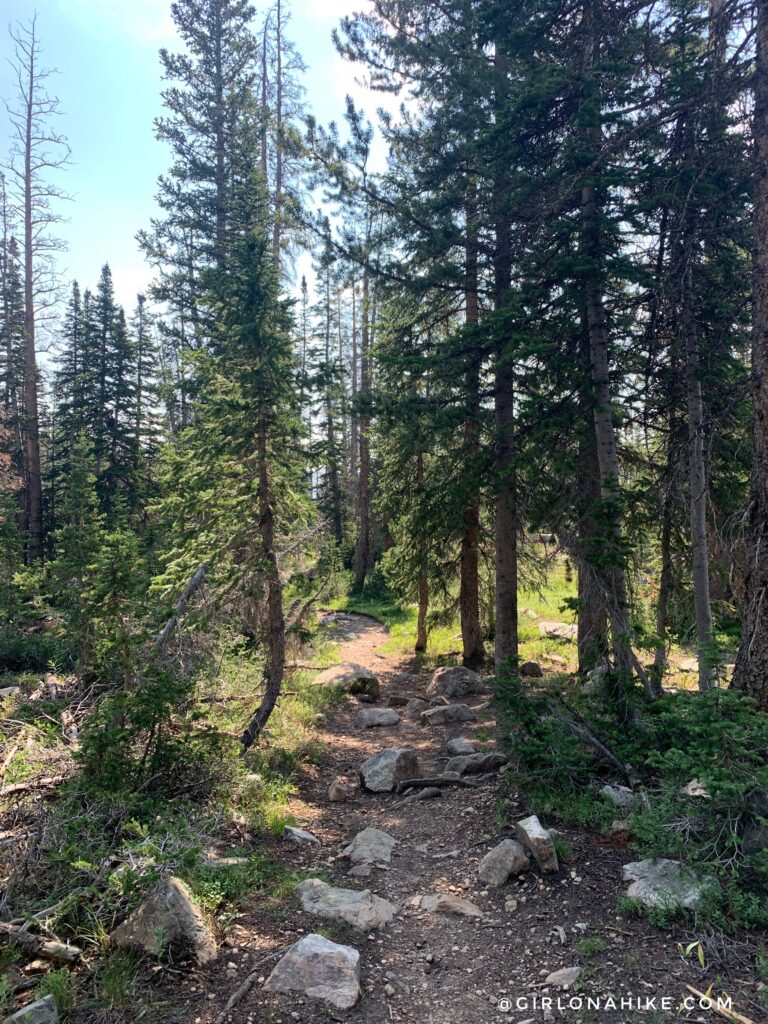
xmin=0 ymin=0 xmax=382 ymax=309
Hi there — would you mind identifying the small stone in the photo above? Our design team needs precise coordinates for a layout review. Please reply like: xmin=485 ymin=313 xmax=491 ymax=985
xmin=426 ymin=666 xmax=484 ymax=699
xmin=403 ymin=698 xmax=428 ymax=718
xmin=341 ymin=828 xmax=396 ymax=870
xmin=264 ymin=934 xmax=361 ymax=1010
xmin=420 ymin=704 xmax=477 ymax=726
xmin=478 ymin=840 xmax=530 ymax=887
xmin=3 ymin=995 xmax=59 ymax=1024
xmin=600 ymin=784 xmax=635 ymax=813
xmin=312 ymin=663 xmax=379 ymax=700
xmin=328 ymin=779 xmax=350 ymax=802
xmin=514 ymin=815 xmax=559 ymax=873
xmin=355 ymin=708 xmax=401 ymax=729
xmin=418 ymin=893 xmax=483 ymax=918
xmin=296 ymin=879 xmax=397 ymax=930
xmin=543 ymin=966 xmax=580 ymax=989
xmin=444 ymin=752 xmax=509 ymax=775
xmin=284 ymin=826 xmax=320 ymax=846
xmin=446 ymin=737 xmax=476 ymax=756
xmin=359 ymin=748 xmax=420 ymax=792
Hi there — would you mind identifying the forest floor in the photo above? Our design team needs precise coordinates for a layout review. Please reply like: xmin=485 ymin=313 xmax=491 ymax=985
xmin=161 ymin=613 xmax=764 ymax=1024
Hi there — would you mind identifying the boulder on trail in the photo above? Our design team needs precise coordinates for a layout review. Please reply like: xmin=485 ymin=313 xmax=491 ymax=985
xmin=446 ymin=737 xmax=476 ymax=756
xmin=514 ymin=815 xmax=559 ymax=873
xmin=4 ymin=996 xmax=59 ymax=1024
xmin=341 ymin=826 xmax=397 ymax=866
xmin=284 ymin=826 xmax=320 ymax=846
xmin=356 ymin=707 xmax=401 ymax=729
xmin=420 ymin=704 xmax=477 ymax=726
xmin=622 ymin=859 xmax=711 ymax=911
xmin=478 ymin=839 xmax=530 ymax=887
xmin=264 ymin=933 xmax=361 ymax=1010
xmin=519 ymin=660 xmax=543 ymax=678
xmin=403 ymin=698 xmax=428 ymax=718
xmin=426 ymin=666 xmax=484 ymax=699
xmin=444 ymin=752 xmax=509 ymax=776
xmin=312 ymin=662 xmax=380 ymax=701
xmin=296 ymin=878 xmax=397 ymax=930
xmin=109 ymin=877 xmax=217 ymax=964
xmin=417 ymin=893 xmax=484 ymax=918
xmin=359 ymin=748 xmax=419 ymax=792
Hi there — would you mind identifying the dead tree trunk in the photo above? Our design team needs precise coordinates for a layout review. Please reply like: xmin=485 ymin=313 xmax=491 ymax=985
xmin=732 ymin=0 xmax=768 ymax=710
xmin=353 ymin=263 xmax=371 ymax=590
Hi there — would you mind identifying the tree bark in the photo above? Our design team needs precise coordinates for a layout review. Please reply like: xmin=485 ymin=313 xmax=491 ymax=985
xmin=353 ymin=264 xmax=371 ymax=589
xmin=732 ymin=0 xmax=768 ymax=710
xmin=416 ymin=451 xmax=429 ymax=653
xmin=460 ymin=185 xmax=484 ymax=666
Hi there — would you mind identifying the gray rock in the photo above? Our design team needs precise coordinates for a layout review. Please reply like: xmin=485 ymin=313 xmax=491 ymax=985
xmin=348 ymin=864 xmax=372 ymax=878
xmin=3 ymin=996 xmax=59 ymax=1024
xmin=296 ymin=878 xmax=397 ymax=930
xmin=514 ymin=815 xmax=559 ymax=873
xmin=544 ymin=966 xmax=581 ymax=989
xmin=109 ymin=877 xmax=217 ymax=964
xmin=0 ymin=687 xmax=20 ymax=699
xmin=519 ymin=661 xmax=543 ymax=678
xmin=356 ymin=707 xmax=401 ymax=729
xmin=420 ymin=704 xmax=477 ymax=726
xmin=403 ymin=698 xmax=428 ymax=718
xmin=418 ymin=893 xmax=483 ymax=918
xmin=622 ymin=859 xmax=711 ymax=910
xmin=444 ymin=752 xmax=509 ymax=776
xmin=426 ymin=666 xmax=483 ymax=699
xmin=201 ymin=850 xmax=250 ymax=869
xmin=284 ymin=826 xmax=320 ymax=846
xmin=446 ymin=737 xmax=476 ymax=756
xmin=538 ymin=621 xmax=577 ymax=640
xmin=312 ymin=662 xmax=379 ymax=700
xmin=478 ymin=839 xmax=530 ymax=886
xmin=742 ymin=823 xmax=768 ymax=854
xmin=328 ymin=779 xmax=350 ymax=802
xmin=359 ymin=748 xmax=419 ymax=792
xmin=264 ymin=933 xmax=361 ymax=1009
xmin=601 ymin=784 xmax=635 ymax=813
xmin=341 ymin=826 xmax=397 ymax=865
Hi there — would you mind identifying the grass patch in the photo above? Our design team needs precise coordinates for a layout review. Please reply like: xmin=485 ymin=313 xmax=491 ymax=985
xmin=577 ymin=935 xmax=607 ymax=958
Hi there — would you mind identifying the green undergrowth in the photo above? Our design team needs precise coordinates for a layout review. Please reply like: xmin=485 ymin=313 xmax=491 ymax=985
xmin=497 ymin=671 xmax=768 ymax=933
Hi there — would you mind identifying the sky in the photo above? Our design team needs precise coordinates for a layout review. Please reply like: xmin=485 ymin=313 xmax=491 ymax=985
xmin=0 ymin=0 xmax=384 ymax=310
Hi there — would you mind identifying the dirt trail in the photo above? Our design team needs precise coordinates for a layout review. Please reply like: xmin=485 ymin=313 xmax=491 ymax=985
xmin=184 ymin=614 xmax=763 ymax=1024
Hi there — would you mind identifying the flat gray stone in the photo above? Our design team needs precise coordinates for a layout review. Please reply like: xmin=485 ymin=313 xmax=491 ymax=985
xmin=514 ymin=815 xmax=559 ymax=873
xmin=418 ymin=893 xmax=483 ymax=918
xmin=478 ymin=839 xmax=530 ymax=886
xmin=426 ymin=666 xmax=483 ymax=699
xmin=109 ymin=877 xmax=216 ymax=964
xmin=403 ymin=698 xmax=428 ymax=718
xmin=356 ymin=707 xmax=401 ymax=729
xmin=341 ymin=826 xmax=396 ymax=865
xmin=544 ymin=966 xmax=581 ymax=989
xmin=284 ymin=826 xmax=320 ymax=846
xmin=537 ymin=621 xmax=577 ymax=640
xmin=446 ymin=737 xmax=476 ymax=756
xmin=601 ymin=784 xmax=635 ymax=813
xmin=264 ymin=933 xmax=361 ymax=1009
xmin=296 ymin=878 xmax=397 ymax=930
xmin=4 ymin=996 xmax=59 ymax=1024
xmin=0 ymin=687 xmax=20 ymax=699
xmin=444 ymin=752 xmax=509 ymax=775
xmin=622 ymin=859 xmax=711 ymax=911
xmin=420 ymin=704 xmax=476 ymax=726
xmin=359 ymin=748 xmax=419 ymax=792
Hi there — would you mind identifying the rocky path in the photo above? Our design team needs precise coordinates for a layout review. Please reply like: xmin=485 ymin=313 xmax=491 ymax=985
xmin=184 ymin=614 xmax=762 ymax=1024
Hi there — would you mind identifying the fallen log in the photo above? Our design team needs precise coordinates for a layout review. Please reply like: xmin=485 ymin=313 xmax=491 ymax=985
xmin=0 ymin=776 xmax=65 ymax=799
xmin=0 ymin=922 xmax=82 ymax=963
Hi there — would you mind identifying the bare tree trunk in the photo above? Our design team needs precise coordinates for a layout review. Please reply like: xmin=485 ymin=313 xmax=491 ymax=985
xmin=241 ymin=409 xmax=286 ymax=752
xmin=272 ymin=0 xmax=283 ymax=268
xmin=460 ymin=185 xmax=484 ymax=666
xmin=416 ymin=451 xmax=429 ymax=653
xmin=353 ymin=265 xmax=371 ymax=590
xmin=350 ymin=280 xmax=359 ymax=480
xmin=732 ymin=0 xmax=768 ymax=711
xmin=213 ymin=2 xmax=226 ymax=271
xmin=324 ymin=274 xmax=343 ymax=544
xmin=21 ymin=32 xmax=42 ymax=561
